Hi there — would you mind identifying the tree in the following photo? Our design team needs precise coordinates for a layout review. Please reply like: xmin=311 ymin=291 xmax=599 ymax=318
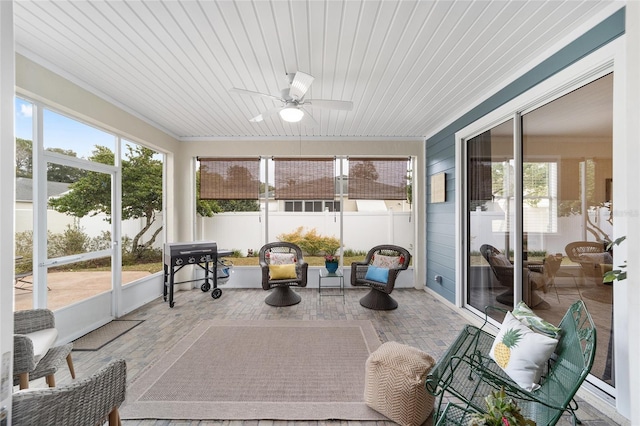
xmin=49 ymin=145 xmax=163 ymax=257
xmin=16 ymin=138 xmax=33 ymax=178
xmin=15 ymin=138 xmax=86 ymax=182
xmin=46 ymin=148 xmax=87 ymax=182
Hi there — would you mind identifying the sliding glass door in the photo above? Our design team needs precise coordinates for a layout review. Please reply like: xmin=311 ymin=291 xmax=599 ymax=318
xmin=521 ymin=74 xmax=613 ymax=390
xmin=465 ymin=73 xmax=614 ymax=392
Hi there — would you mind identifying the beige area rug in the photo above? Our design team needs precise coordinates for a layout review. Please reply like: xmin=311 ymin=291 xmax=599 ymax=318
xmin=73 ymin=320 xmax=144 ymax=351
xmin=120 ymin=320 xmax=388 ymax=421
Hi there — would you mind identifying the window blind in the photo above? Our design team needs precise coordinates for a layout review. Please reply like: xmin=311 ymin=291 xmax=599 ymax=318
xmin=348 ymin=158 xmax=407 ymax=200
xmin=198 ymin=158 xmax=260 ymax=200
xmin=468 ymin=131 xmax=493 ymax=202
xmin=274 ymin=158 xmax=335 ymax=200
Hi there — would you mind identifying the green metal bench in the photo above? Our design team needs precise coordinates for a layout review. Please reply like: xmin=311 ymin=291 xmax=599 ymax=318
xmin=426 ymin=300 xmax=597 ymax=426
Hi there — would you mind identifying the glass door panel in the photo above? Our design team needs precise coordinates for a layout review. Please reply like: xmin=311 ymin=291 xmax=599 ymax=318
xmin=45 ymin=257 xmax=112 ymax=311
xmin=467 ymin=119 xmax=514 ymax=314
xmin=522 ymin=73 xmax=613 ymax=388
xmin=15 ymin=97 xmax=35 ymax=309
xmin=44 ymin=161 xmax=113 ymax=310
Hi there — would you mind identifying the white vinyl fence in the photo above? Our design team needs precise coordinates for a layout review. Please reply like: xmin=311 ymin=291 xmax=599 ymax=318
xmin=197 ymin=211 xmax=414 ymax=256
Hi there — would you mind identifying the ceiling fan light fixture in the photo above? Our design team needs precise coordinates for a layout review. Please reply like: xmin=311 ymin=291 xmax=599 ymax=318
xmin=279 ymin=106 xmax=304 ymax=122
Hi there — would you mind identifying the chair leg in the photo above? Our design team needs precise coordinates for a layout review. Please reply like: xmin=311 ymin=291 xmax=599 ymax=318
xmin=19 ymin=373 xmax=29 ymax=390
xmin=66 ymin=353 xmax=76 ymax=379
xmin=108 ymin=408 xmax=120 ymax=426
xmin=46 ymin=374 xmax=55 ymax=387
xmin=359 ymin=288 xmax=398 ymax=310
xmin=264 ymin=286 xmax=301 ymax=306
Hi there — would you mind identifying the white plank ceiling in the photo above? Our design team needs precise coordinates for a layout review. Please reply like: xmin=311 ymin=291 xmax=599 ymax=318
xmin=13 ymin=0 xmax=621 ymax=140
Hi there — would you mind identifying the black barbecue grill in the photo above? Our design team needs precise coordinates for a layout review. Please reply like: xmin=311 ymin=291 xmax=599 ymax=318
xmin=163 ymin=241 xmax=232 ymax=307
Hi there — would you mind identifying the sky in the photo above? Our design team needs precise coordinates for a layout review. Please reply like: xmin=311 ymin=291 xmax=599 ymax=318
xmin=15 ymin=97 xmax=115 ymax=160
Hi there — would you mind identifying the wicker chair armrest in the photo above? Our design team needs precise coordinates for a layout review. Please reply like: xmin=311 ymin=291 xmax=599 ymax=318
xmin=14 ymin=309 xmax=55 ymax=334
xmin=259 ymin=263 xmax=270 ymax=290
xmin=13 ymin=334 xmax=36 ymax=374
xmin=12 ymin=359 xmax=127 ymax=426
xmin=350 ymin=262 xmax=369 ymax=286
xmin=387 ymin=267 xmax=401 ymax=281
xmin=297 ymin=261 xmax=308 ymax=287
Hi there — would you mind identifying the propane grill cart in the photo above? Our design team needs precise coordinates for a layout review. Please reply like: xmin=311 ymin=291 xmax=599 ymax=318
xmin=163 ymin=241 xmax=233 ymax=308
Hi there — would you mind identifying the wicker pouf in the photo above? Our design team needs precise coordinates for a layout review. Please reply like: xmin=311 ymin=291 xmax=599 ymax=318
xmin=364 ymin=341 xmax=436 ymax=426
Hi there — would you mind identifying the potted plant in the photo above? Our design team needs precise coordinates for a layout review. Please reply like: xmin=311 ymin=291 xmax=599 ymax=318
xmin=603 ymin=236 xmax=627 ymax=283
xmin=324 ymin=252 xmax=339 ymax=273
xmin=468 ymin=387 xmax=536 ymax=426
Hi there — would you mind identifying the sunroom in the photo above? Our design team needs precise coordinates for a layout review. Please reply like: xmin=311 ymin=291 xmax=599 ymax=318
xmin=1 ymin=1 xmax=639 ymax=424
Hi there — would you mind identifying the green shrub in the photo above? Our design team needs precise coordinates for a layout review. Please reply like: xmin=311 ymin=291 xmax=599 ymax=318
xmin=15 ymin=230 xmax=33 ymax=274
xmin=343 ymin=248 xmax=367 ymax=257
xmin=527 ymin=250 xmax=547 ymax=258
xmin=48 ymin=225 xmax=90 ymax=258
xmin=15 ymin=230 xmax=33 ymax=257
xmin=87 ymin=230 xmax=112 ymax=252
xmin=16 ymin=227 xmax=161 ymax=269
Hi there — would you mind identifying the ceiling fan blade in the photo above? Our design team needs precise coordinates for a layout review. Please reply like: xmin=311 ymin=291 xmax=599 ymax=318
xmin=301 ymin=107 xmax=319 ymax=127
xmin=303 ymin=99 xmax=353 ymax=111
xmin=249 ymin=105 xmax=282 ymax=123
xmin=229 ymin=87 xmax=283 ymax=103
xmin=289 ymin=71 xmax=315 ymax=100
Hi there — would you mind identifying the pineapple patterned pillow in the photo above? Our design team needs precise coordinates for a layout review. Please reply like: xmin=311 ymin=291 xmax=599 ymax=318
xmin=490 ymin=311 xmax=559 ymax=391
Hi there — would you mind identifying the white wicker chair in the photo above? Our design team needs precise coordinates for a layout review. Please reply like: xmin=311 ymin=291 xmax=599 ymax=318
xmin=13 ymin=309 xmax=76 ymax=389
xmin=12 ymin=359 xmax=127 ymax=426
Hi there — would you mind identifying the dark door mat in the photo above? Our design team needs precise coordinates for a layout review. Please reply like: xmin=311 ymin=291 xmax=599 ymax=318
xmin=72 ymin=320 xmax=144 ymax=351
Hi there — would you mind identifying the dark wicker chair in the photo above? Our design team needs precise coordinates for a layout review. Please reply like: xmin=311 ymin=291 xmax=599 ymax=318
xmin=479 ymin=244 xmax=548 ymax=308
xmin=480 ymin=244 xmax=515 ymax=305
xmin=259 ymin=242 xmax=308 ymax=306
xmin=14 ymin=308 xmax=76 ymax=389
xmin=12 ymin=359 xmax=127 ymax=426
xmin=350 ymin=244 xmax=411 ymax=310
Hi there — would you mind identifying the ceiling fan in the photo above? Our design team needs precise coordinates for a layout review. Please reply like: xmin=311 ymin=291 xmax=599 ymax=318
xmin=230 ymin=71 xmax=353 ymax=125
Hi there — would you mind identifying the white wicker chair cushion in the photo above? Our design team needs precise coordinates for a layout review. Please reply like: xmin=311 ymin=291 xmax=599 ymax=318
xmin=25 ymin=328 xmax=57 ymax=363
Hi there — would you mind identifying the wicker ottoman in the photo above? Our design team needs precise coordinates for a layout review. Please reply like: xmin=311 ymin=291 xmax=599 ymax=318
xmin=364 ymin=341 xmax=436 ymax=426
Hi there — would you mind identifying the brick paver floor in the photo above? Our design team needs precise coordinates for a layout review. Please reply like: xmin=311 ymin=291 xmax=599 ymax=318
xmin=39 ymin=287 xmax=624 ymax=425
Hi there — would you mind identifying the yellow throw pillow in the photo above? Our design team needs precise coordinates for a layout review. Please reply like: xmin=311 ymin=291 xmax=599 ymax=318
xmin=269 ymin=264 xmax=297 ymax=280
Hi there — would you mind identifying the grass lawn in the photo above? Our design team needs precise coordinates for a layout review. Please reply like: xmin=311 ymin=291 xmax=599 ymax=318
xmin=126 ymin=255 xmax=369 ymax=274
